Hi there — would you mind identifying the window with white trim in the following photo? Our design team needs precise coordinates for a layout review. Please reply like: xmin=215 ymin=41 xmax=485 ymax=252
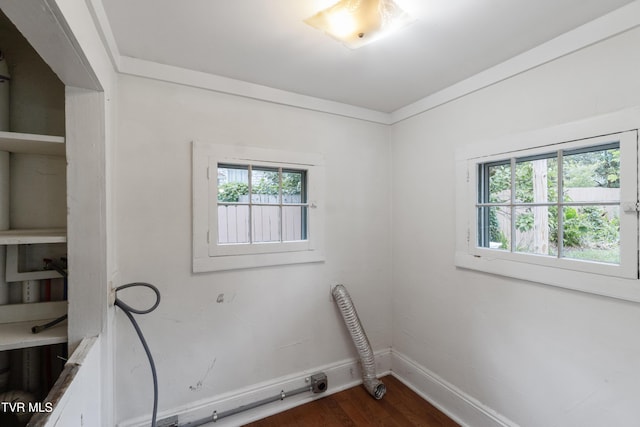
xmin=476 ymin=137 xmax=634 ymax=273
xmin=193 ymin=142 xmax=324 ymax=272
xmin=456 ymin=110 xmax=640 ymax=301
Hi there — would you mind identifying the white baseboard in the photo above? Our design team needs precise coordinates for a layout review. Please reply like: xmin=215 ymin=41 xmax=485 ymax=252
xmin=118 ymin=348 xmax=392 ymax=427
xmin=390 ymin=350 xmax=518 ymax=427
xmin=119 ymin=348 xmax=519 ymax=427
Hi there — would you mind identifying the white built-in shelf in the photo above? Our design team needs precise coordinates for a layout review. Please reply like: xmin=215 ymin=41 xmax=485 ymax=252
xmin=0 ymin=130 xmax=65 ymax=156
xmin=0 ymin=319 xmax=67 ymax=351
xmin=0 ymin=301 xmax=67 ymax=324
xmin=0 ymin=301 xmax=67 ymax=351
xmin=0 ymin=228 xmax=67 ymax=244
xmin=0 ymin=132 xmax=68 ymax=351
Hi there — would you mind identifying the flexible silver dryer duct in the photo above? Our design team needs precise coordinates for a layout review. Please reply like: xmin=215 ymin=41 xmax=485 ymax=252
xmin=332 ymin=284 xmax=386 ymax=400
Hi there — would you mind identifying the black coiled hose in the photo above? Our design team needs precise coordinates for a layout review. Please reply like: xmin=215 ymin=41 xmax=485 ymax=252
xmin=114 ymin=282 xmax=161 ymax=427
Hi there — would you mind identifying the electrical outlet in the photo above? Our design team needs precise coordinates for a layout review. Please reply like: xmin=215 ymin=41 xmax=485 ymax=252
xmin=310 ymin=372 xmax=328 ymax=393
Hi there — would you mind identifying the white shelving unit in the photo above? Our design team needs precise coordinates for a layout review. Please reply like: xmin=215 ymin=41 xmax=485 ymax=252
xmin=0 ymin=228 xmax=67 ymax=245
xmin=0 ymin=131 xmax=67 ymax=351
xmin=0 ymin=320 xmax=67 ymax=352
xmin=0 ymin=131 xmax=65 ymax=156
xmin=0 ymin=6 xmax=78 ymax=415
xmin=0 ymin=299 xmax=67 ymax=349
xmin=0 ymin=303 xmax=68 ymax=351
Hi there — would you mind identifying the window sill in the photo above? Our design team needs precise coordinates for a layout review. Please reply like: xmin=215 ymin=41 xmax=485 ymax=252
xmin=193 ymin=250 xmax=325 ymax=273
xmin=455 ymin=251 xmax=640 ymax=303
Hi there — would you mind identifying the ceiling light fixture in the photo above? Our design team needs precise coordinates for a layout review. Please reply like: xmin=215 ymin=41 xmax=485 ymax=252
xmin=305 ymin=0 xmax=414 ymax=49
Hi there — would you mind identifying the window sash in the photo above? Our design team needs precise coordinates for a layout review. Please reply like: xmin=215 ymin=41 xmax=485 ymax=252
xmin=216 ymin=163 xmax=309 ymax=245
xmin=468 ymin=130 xmax=638 ymax=279
xmin=209 ymin=157 xmax=314 ymax=257
xmin=477 ymin=143 xmax=622 ymax=252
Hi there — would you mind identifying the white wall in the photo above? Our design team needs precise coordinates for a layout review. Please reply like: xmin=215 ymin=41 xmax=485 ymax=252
xmin=114 ymin=74 xmax=392 ymax=423
xmin=391 ymin=26 xmax=640 ymax=427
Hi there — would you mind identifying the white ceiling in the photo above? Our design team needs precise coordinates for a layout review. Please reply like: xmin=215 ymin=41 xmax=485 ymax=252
xmin=100 ymin=0 xmax=634 ymax=113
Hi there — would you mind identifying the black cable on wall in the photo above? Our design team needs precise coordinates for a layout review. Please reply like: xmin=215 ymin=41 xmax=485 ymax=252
xmin=115 ymin=282 xmax=161 ymax=427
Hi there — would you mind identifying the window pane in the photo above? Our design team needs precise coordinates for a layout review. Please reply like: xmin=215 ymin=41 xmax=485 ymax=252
xmin=483 ymin=163 xmax=510 ymax=203
xmin=515 ymin=156 xmax=558 ymax=203
xmin=563 ymin=145 xmax=620 ymax=202
xmin=282 ymin=169 xmax=306 ymax=204
xmin=251 ymin=167 xmax=280 ymax=204
xmin=252 ymin=206 xmax=281 ymax=242
xmin=282 ymin=206 xmax=307 ymax=241
xmin=514 ymin=206 xmax=556 ymax=256
xmin=218 ymin=205 xmax=249 ymax=244
xmin=562 ymin=205 xmax=620 ymax=264
xmin=478 ymin=206 xmax=510 ymax=250
xmin=217 ymin=165 xmax=249 ymax=203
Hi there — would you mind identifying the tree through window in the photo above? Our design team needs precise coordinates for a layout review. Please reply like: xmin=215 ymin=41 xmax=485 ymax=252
xmin=478 ymin=143 xmax=621 ymax=264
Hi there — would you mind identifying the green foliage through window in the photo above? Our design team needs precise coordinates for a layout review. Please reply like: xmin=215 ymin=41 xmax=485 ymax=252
xmin=218 ymin=168 xmax=304 ymax=202
xmin=480 ymin=144 xmax=620 ymax=263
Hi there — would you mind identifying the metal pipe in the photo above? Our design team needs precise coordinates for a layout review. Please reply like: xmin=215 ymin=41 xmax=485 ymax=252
xmin=332 ymin=284 xmax=386 ymax=400
xmin=183 ymin=385 xmax=312 ymax=426
xmin=32 ymin=314 xmax=67 ymax=333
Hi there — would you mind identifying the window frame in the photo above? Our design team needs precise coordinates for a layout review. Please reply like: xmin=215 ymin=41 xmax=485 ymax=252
xmin=212 ymin=160 xmax=310 ymax=255
xmin=470 ymin=133 xmax=635 ymax=278
xmin=455 ymin=108 xmax=640 ymax=302
xmin=214 ymin=163 xmax=309 ymax=253
xmin=193 ymin=142 xmax=325 ymax=272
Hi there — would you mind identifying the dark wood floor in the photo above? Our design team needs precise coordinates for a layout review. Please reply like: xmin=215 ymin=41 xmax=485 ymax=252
xmin=243 ymin=375 xmax=459 ymax=427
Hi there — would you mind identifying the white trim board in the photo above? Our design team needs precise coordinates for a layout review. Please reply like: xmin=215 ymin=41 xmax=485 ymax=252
xmin=86 ymin=1 xmax=640 ymax=125
xmin=117 ymin=349 xmax=392 ymax=427
xmin=391 ymin=350 xmax=518 ymax=427
xmin=0 ymin=0 xmax=102 ymax=90
xmin=117 ymin=347 xmax=519 ymax=427
xmin=117 ymin=56 xmax=391 ymax=125
xmin=85 ymin=0 xmax=123 ymax=72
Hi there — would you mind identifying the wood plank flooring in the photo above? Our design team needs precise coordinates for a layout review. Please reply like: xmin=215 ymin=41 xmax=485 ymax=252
xmin=243 ymin=375 xmax=459 ymax=427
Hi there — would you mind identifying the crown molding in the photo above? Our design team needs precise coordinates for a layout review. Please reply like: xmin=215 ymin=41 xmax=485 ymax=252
xmin=117 ymin=56 xmax=392 ymax=124
xmin=390 ymin=0 xmax=640 ymax=124
xmin=86 ymin=0 xmax=640 ymax=126
xmin=85 ymin=0 xmax=123 ymax=72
